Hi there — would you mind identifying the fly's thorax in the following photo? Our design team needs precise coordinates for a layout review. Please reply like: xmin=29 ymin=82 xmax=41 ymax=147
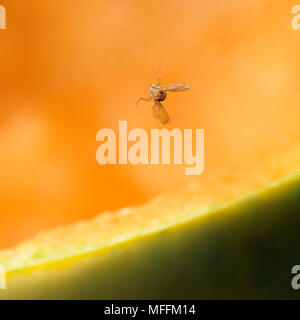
xmin=150 ymin=85 xmax=167 ymax=102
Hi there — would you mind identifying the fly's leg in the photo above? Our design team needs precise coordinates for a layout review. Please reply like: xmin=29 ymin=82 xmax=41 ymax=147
xmin=136 ymin=96 xmax=151 ymax=106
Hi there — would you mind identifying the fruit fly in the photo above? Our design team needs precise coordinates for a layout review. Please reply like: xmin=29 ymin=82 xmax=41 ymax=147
xmin=136 ymin=67 xmax=190 ymax=124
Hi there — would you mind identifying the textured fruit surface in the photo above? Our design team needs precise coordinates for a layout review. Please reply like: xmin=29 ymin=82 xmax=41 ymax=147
xmin=1 ymin=0 xmax=300 ymax=249
xmin=0 ymin=169 xmax=300 ymax=299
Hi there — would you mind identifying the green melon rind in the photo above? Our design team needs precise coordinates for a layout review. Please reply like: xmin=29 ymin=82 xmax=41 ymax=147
xmin=1 ymin=170 xmax=300 ymax=299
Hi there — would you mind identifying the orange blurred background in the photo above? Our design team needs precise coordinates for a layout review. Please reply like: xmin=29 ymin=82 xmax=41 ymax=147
xmin=1 ymin=0 xmax=300 ymax=249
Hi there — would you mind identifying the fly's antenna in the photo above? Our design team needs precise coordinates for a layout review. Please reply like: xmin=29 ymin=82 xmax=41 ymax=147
xmin=157 ymin=64 xmax=162 ymax=86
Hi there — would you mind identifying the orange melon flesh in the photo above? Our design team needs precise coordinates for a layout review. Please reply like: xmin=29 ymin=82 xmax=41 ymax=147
xmin=0 ymin=141 xmax=300 ymax=299
xmin=1 ymin=0 xmax=300 ymax=249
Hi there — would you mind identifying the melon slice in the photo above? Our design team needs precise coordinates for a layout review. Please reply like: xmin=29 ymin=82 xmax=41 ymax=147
xmin=0 ymin=142 xmax=300 ymax=299
xmin=1 ymin=0 xmax=300 ymax=300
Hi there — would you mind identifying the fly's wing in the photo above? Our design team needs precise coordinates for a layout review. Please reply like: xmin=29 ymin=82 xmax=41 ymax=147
xmin=164 ymin=82 xmax=190 ymax=92
xmin=152 ymin=102 xmax=169 ymax=124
